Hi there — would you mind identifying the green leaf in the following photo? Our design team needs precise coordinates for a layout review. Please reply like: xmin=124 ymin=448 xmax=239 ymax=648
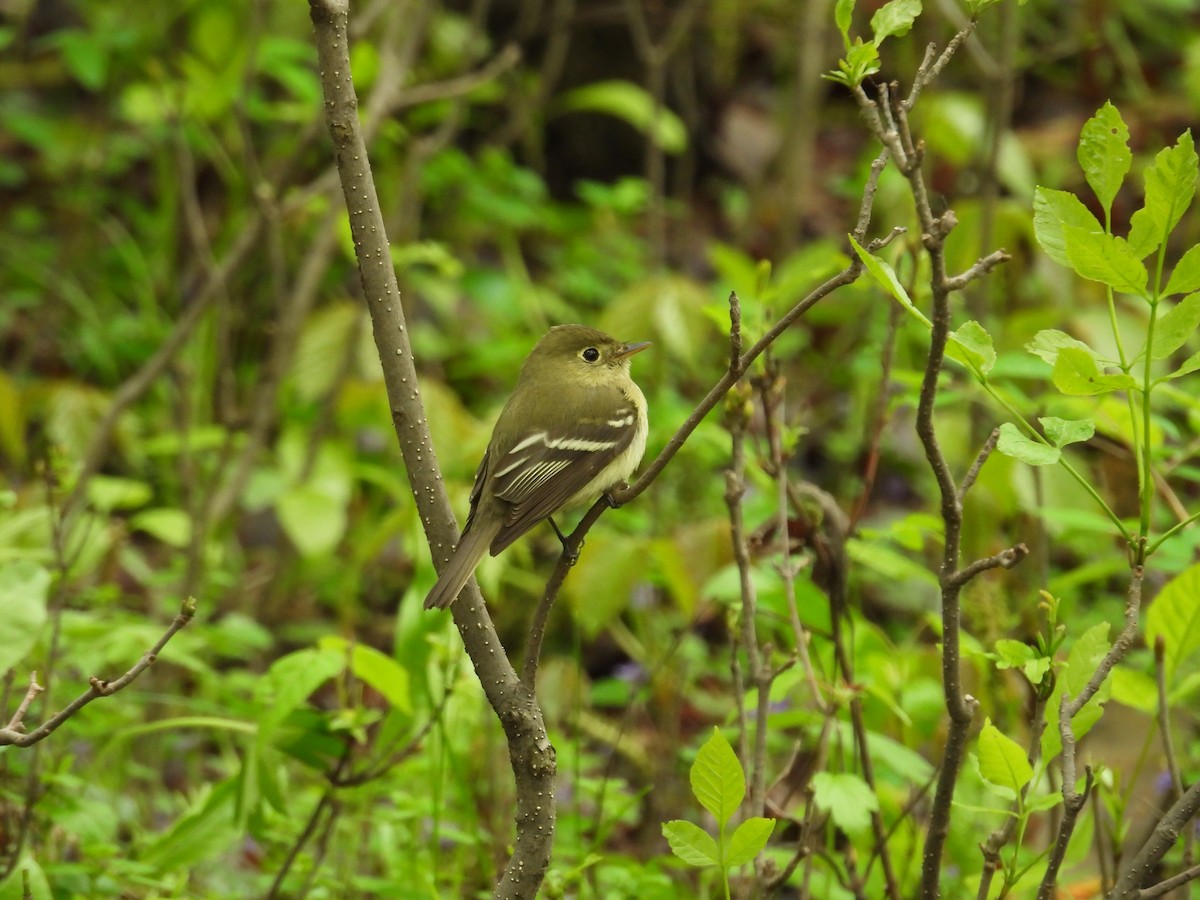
xmin=835 ymin=0 xmax=856 ymax=42
xmin=1052 ymin=347 xmax=1137 ymax=396
xmin=1077 ymin=102 xmax=1131 ymax=216
xmin=1146 ymin=562 xmax=1200 ymax=681
xmin=1150 ymin=293 xmax=1200 ymax=360
xmin=1042 ymin=622 xmax=1113 ymax=763
xmin=870 ymin=0 xmax=921 ymax=45
xmin=1062 ymin=622 xmax=1112 ymax=697
xmin=993 ymin=638 xmax=1051 ymax=685
xmin=850 ymin=236 xmax=930 ymax=325
xmin=1025 ymin=329 xmax=1102 ymax=367
xmin=129 ymin=508 xmax=192 ymax=548
xmin=662 ymin=820 xmax=719 ymax=867
xmin=277 ymin=484 xmax=347 ymax=557
xmin=725 ymin=817 xmax=776 ymax=867
xmin=1040 ymin=416 xmax=1095 ymax=448
xmin=947 ymin=320 xmax=996 ymax=375
xmin=996 ymin=422 xmax=1060 ymax=466
xmin=256 ymin=646 xmax=345 ymax=733
xmin=1033 ymin=187 xmax=1103 ymax=269
xmin=87 ymin=475 xmax=153 ymax=512
xmin=812 ymin=772 xmax=878 ymax=834
xmin=0 ymin=854 xmax=51 ymax=900
xmin=1128 ymin=131 xmax=1198 ymax=259
xmin=1161 ymin=348 xmax=1200 ymax=381
xmin=1110 ymin=665 xmax=1157 ymax=713
xmin=319 ymin=637 xmax=412 ymax=713
xmin=978 ymin=718 xmax=1033 ymax=793
xmin=555 ymin=81 xmax=687 ymax=154
xmin=690 ymin=727 xmax=745 ymax=825
xmin=0 ymin=560 xmax=48 ymax=679
xmin=1062 ymin=226 xmax=1147 ymax=295
xmin=1163 ymin=244 xmax=1200 ymax=296
xmin=826 ymin=38 xmax=880 ymax=87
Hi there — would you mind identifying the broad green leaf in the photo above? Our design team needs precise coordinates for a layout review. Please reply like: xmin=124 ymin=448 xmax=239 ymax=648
xmin=1062 ymin=226 xmax=1147 ymax=295
xmin=0 ymin=854 xmax=51 ymax=900
xmin=130 ymin=508 xmax=192 ymax=548
xmin=996 ymin=422 xmax=1060 ymax=466
xmin=812 ymin=772 xmax=878 ymax=834
xmin=1042 ymin=622 xmax=1112 ymax=762
xmin=1040 ymin=416 xmax=1095 ymax=448
xmin=1025 ymin=791 xmax=1064 ymax=814
xmin=87 ymin=475 xmax=152 ymax=512
xmin=1025 ymin=329 xmax=1102 ymax=366
xmin=1128 ymin=132 xmax=1198 ymax=259
xmin=1150 ymin=293 xmax=1200 ymax=360
xmin=556 ymin=81 xmax=687 ymax=154
xmin=277 ymin=484 xmax=347 ymax=557
xmin=1163 ymin=243 xmax=1200 ymax=296
xmin=850 ymin=236 xmax=930 ymax=325
xmin=1033 ymin=187 xmax=1103 ymax=269
xmin=256 ymin=646 xmax=345 ymax=732
xmin=993 ymin=638 xmax=1051 ymax=685
xmin=725 ymin=817 xmax=776 ymax=867
xmin=1146 ymin=562 xmax=1200 ymax=681
xmin=319 ymin=636 xmax=412 ymax=713
xmin=978 ymin=719 xmax=1032 ymax=793
xmin=140 ymin=780 xmax=239 ymax=871
xmin=662 ymin=820 xmax=719 ymax=867
xmin=870 ymin=0 xmax=921 ymax=45
xmin=1110 ymin=665 xmax=1157 ymax=713
xmin=835 ymin=0 xmax=855 ymax=42
xmin=690 ymin=727 xmax=745 ymax=824
xmin=0 ymin=560 xmax=49 ymax=677
xmin=1052 ymin=347 xmax=1137 ymax=396
xmin=947 ymin=320 xmax=996 ymax=375
xmin=1077 ymin=102 xmax=1131 ymax=216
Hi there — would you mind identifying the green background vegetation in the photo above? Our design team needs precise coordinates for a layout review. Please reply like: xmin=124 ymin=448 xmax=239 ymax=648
xmin=2 ymin=0 xmax=1199 ymax=896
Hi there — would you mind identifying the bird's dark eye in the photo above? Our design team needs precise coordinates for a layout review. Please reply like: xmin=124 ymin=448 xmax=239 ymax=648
xmin=582 ymin=347 xmax=600 ymax=362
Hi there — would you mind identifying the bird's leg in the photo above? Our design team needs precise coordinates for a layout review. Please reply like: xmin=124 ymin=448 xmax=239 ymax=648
xmin=548 ymin=517 xmax=583 ymax=565
xmin=604 ymin=481 xmax=630 ymax=509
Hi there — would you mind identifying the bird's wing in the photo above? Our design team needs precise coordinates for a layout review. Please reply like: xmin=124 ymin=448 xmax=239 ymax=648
xmin=488 ymin=404 xmax=639 ymax=554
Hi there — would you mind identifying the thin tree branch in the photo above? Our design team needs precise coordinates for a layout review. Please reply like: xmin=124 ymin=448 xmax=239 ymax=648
xmin=1138 ymin=863 xmax=1200 ymax=899
xmin=0 ymin=599 xmax=196 ymax=748
xmin=1111 ymin=780 xmax=1200 ymax=898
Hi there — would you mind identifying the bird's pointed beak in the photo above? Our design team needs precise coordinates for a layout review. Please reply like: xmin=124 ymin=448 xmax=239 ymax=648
xmin=616 ymin=341 xmax=651 ymax=359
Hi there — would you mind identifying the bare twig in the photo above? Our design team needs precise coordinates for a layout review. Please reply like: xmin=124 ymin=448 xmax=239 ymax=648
xmin=1036 ymin=767 xmax=1094 ymax=900
xmin=1111 ymin=780 xmax=1200 ymax=898
xmin=1138 ymin=863 xmax=1200 ymax=899
xmin=957 ymin=428 xmax=1001 ymax=504
xmin=946 ymin=543 xmax=1029 ymax=589
xmin=0 ymin=599 xmax=196 ymax=748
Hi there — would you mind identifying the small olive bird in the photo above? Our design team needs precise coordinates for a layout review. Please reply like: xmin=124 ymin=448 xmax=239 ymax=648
xmin=423 ymin=324 xmax=650 ymax=610
xmin=422 ymin=326 xmax=648 ymax=614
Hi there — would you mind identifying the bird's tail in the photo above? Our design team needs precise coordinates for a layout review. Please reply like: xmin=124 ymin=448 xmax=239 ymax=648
xmin=423 ymin=519 xmax=497 ymax=610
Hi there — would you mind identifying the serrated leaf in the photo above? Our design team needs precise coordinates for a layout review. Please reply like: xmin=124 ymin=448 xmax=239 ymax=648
xmin=319 ymin=637 xmax=412 ymax=713
xmin=1078 ymin=102 xmax=1131 ymax=216
xmin=812 ymin=772 xmax=878 ymax=834
xmin=1150 ymin=293 xmax=1200 ymax=360
xmin=1062 ymin=226 xmax=1147 ymax=295
xmin=1033 ymin=187 xmax=1103 ymax=269
xmin=947 ymin=320 xmax=996 ymax=375
xmin=978 ymin=719 xmax=1032 ymax=793
xmin=1040 ymin=416 xmax=1095 ymax=448
xmin=1052 ymin=347 xmax=1137 ymax=396
xmin=1128 ymin=132 xmax=1198 ymax=259
xmin=1163 ymin=244 xmax=1200 ymax=296
xmin=726 ymin=817 xmax=775 ymax=867
xmin=850 ymin=236 xmax=930 ymax=325
xmin=662 ymin=820 xmax=719 ymax=867
xmin=691 ymin=727 xmax=745 ymax=825
xmin=1025 ymin=329 xmax=1102 ymax=367
xmin=1146 ymin=562 xmax=1200 ymax=681
xmin=870 ymin=0 xmax=921 ymax=45
xmin=997 ymin=422 xmax=1060 ymax=466
xmin=0 ymin=560 xmax=49 ymax=676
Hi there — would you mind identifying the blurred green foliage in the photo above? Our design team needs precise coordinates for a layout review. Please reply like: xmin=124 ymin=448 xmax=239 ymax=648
xmin=1 ymin=0 xmax=1199 ymax=897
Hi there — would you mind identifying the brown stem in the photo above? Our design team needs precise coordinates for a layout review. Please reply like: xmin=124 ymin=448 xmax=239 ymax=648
xmin=307 ymin=3 xmax=555 ymax=895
